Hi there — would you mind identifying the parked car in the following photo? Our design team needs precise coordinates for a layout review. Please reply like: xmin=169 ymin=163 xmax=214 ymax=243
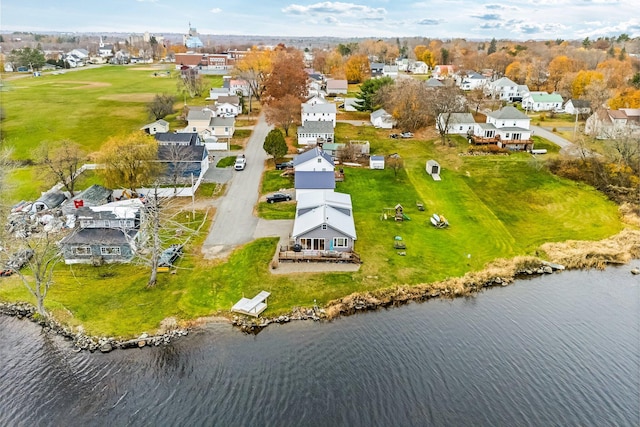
xmin=266 ymin=192 xmax=292 ymax=203
xmin=234 ymin=155 xmax=246 ymax=171
xmin=157 ymin=244 xmax=183 ymax=270
xmin=389 ymin=133 xmax=399 ymax=139
xmin=275 ymin=161 xmax=293 ymax=170
xmin=400 ymin=132 xmax=414 ymax=138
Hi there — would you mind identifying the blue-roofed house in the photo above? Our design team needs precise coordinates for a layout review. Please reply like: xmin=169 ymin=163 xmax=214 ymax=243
xmin=294 ymin=171 xmax=335 ymax=198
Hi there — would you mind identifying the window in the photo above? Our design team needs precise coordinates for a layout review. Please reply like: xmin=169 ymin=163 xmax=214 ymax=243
xmin=100 ymin=246 xmax=121 ymax=256
xmin=317 ymin=158 xmax=322 ymax=163
xmin=322 ymin=224 xmax=327 ymax=230
xmin=333 ymin=237 xmax=348 ymax=248
xmin=73 ymin=246 xmax=91 ymax=255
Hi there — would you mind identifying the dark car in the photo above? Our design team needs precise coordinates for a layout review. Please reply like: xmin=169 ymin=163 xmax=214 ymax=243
xmin=266 ymin=193 xmax=292 ymax=203
xmin=275 ymin=161 xmax=294 ymax=170
xmin=389 ymin=133 xmax=399 ymax=139
xmin=157 ymin=244 xmax=183 ymax=270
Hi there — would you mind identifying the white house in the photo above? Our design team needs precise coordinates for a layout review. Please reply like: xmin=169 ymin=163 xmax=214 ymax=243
xmin=225 ymin=77 xmax=251 ymax=97
xmin=585 ymin=108 xmax=640 ymax=139
xmin=291 ymin=191 xmax=356 ymax=252
xmin=437 ymin=113 xmax=476 ymax=135
xmin=207 ymin=87 xmax=231 ymax=100
xmin=470 ymin=106 xmax=533 ymax=151
xmin=215 ymin=95 xmax=241 ymax=117
xmin=564 ymin=99 xmax=591 ymax=116
xmin=455 ymin=71 xmax=489 ymax=91
xmin=140 ymin=119 xmax=170 ymax=135
xmin=208 ymin=117 xmax=236 ymax=138
xmin=522 ymin=92 xmax=564 ymax=112
xmin=485 ymin=77 xmax=525 ymax=101
xmin=293 ymin=147 xmax=334 ymax=172
xmin=409 ymin=61 xmax=429 ymax=75
xmin=432 ymin=65 xmax=456 ymax=80
xmin=369 ymin=156 xmax=385 ymax=169
xmin=301 ymin=102 xmax=337 ymax=127
xmin=297 ymin=121 xmax=335 ymax=146
xmin=383 ymin=65 xmax=399 ymax=79
xmin=325 ymin=79 xmax=348 ymax=95
xmin=370 ymin=109 xmax=396 ymax=129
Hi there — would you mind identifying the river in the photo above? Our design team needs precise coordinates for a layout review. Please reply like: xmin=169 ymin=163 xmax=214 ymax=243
xmin=1 ymin=266 xmax=638 ymax=427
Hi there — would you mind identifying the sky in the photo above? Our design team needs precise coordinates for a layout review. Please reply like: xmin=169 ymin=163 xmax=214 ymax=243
xmin=1 ymin=0 xmax=639 ymax=41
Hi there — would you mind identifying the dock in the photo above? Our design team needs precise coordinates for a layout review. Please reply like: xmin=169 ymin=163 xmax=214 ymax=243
xmin=231 ymin=291 xmax=271 ymax=317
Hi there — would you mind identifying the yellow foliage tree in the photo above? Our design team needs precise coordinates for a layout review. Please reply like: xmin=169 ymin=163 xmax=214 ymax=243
xmin=96 ymin=132 xmax=160 ymax=193
xmin=597 ymin=58 xmax=634 ymax=89
xmin=505 ymin=61 xmax=524 ymax=84
xmin=609 ymin=88 xmax=640 ymax=109
xmin=414 ymin=45 xmax=428 ymax=61
xmin=572 ymin=70 xmax=604 ymax=99
xmin=547 ymin=55 xmax=583 ymax=92
xmin=233 ymin=48 xmax=273 ymax=101
xmin=421 ymin=50 xmax=436 ymax=69
xmin=345 ymin=54 xmax=370 ymax=83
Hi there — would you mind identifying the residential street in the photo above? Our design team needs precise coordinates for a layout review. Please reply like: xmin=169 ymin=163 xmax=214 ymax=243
xmin=201 ymin=114 xmax=272 ymax=259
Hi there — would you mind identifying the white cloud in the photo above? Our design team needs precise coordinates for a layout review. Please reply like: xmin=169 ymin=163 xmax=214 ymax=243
xmin=210 ymin=8 xmax=222 ymax=13
xmin=282 ymin=2 xmax=387 ymax=19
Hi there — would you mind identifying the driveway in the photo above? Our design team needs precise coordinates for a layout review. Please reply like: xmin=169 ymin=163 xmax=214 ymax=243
xmin=201 ymin=114 xmax=272 ymax=259
xmin=531 ymin=125 xmax=596 ymax=157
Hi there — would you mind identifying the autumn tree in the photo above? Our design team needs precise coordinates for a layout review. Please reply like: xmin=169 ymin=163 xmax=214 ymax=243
xmin=467 ymin=87 xmax=486 ymax=114
xmin=36 ymin=141 xmax=86 ymax=197
xmin=525 ymin=59 xmax=548 ymax=91
xmin=312 ymin=49 xmax=329 ymax=74
xmin=547 ymin=56 xmax=583 ymax=92
xmin=263 ymin=129 xmax=287 ymax=162
xmin=583 ymin=78 xmax=611 ymax=111
xmin=345 ymin=54 xmax=369 ymax=83
xmin=264 ymin=94 xmax=301 ymax=136
xmin=414 ymin=45 xmax=428 ymax=61
xmin=97 ymin=132 xmax=160 ymax=193
xmin=380 ymin=79 xmax=430 ymax=132
xmin=233 ymin=48 xmax=273 ymax=101
xmin=609 ymin=88 xmax=640 ymax=109
xmin=262 ymin=49 xmax=308 ymax=104
xmin=505 ymin=61 xmax=525 ymax=84
xmin=325 ymin=50 xmax=345 ymax=77
xmin=147 ymin=93 xmax=176 ymax=120
xmin=572 ymin=70 xmax=604 ymax=99
xmin=597 ymin=58 xmax=634 ymax=89
xmin=354 ymin=76 xmax=394 ymax=112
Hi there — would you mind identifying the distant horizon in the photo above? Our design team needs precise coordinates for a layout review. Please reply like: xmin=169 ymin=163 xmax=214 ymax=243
xmin=1 ymin=1 xmax=638 ymax=42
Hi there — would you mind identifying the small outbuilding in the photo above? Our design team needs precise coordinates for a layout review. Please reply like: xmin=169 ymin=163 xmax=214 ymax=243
xmin=369 ymin=155 xmax=385 ymax=170
xmin=426 ymin=160 xmax=441 ymax=181
xmin=31 ymin=191 xmax=67 ymax=213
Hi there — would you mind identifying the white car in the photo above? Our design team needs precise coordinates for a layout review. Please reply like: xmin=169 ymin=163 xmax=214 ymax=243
xmin=234 ymin=155 xmax=246 ymax=171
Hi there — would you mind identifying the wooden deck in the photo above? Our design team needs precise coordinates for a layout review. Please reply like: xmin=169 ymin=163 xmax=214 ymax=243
xmin=278 ymin=247 xmax=360 ymax=264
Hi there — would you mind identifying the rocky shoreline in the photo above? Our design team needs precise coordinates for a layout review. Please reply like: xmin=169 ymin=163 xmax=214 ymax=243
xmin=3 ymin=229 xmax=639 ymax=347
xmin=0 ymin=302 xmax=189 ymax=353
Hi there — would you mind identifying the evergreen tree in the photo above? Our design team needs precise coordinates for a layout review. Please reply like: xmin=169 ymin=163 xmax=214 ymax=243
xmin=487 ymin=38 xmax=497 ymax=55
xmin=354 ymin=77 xmax=394 ymax=112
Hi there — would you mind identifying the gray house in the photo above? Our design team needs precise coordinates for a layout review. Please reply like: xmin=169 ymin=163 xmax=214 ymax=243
xmin=60 ymin=200 xmax=143 ymax=264
xmin=297 ymin=120 xmax=335 ymax=146
xmin=292 ymin=191 xmax=356 ymax=252
xmin=294 ymin=171 xmax=335 ymax=198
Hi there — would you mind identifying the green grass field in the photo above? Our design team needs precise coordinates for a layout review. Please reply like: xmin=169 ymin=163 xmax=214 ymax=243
xmin=0 ymin=67 xmax=625 ymax=337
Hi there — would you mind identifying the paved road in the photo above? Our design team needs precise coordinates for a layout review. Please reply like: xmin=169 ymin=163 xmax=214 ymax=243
xmin=201 ymin=114 xmax=272 ymax=259
xmin=531 ymin=125 xmax=596 ymax=157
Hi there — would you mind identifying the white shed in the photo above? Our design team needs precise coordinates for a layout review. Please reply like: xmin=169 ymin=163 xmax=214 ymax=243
xmin=426 ymin=160 xmax=441 ymax=181
xmin=370 ymin=155 xmax=385 ymax=170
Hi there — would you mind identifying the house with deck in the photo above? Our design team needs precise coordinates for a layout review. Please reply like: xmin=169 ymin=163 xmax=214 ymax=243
xmin=297 ymin=121 xmax=335 ymax=146
xmin=469 ymin=106 xmax=533 ymax=151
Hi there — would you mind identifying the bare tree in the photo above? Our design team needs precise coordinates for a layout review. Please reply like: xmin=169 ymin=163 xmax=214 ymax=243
xmin=177 ymin=68 xmax=206 ymax=98
xmin=133 ymin=186 xmax=207 ymax=288
xmin=157 ymin=143 xmax=196 ymax=196
xmin=36 ymin=140 xmax=86 ymax=197
xmin=387 ymin=155 xmax=404 ymax=177
xmin=430 ymin=86 xmax=468 ymax=144
xmin=3 ymin=229 xmax=63 ymax=317
xmin=147 ymin=94 xmax=176 ymax=120
xmin=263 ymin=94 xmax=301 ymax=136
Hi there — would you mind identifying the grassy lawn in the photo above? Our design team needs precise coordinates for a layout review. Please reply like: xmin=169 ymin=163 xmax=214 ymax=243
xmin=3 ymin=65 xmax=222 ymax=200
xmin=216 ymin=156 xmax=236 ymax=168
xmin=0 ymin=68 xmax=627 ymax=338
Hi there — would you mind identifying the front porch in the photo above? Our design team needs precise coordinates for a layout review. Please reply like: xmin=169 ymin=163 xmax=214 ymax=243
xmin=278 ymin=246 xmax=361 ymax=263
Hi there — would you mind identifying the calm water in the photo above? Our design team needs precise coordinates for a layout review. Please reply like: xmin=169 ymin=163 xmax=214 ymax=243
xmin=1 ymin=266 xmax=639 ymax=427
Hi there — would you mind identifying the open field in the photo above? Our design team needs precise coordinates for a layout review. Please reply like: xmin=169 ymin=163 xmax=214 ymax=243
xmin=3 ymin=65 xmax=223 ymax=201
xmin=0 ymin=66 xmax=628 ymax=337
